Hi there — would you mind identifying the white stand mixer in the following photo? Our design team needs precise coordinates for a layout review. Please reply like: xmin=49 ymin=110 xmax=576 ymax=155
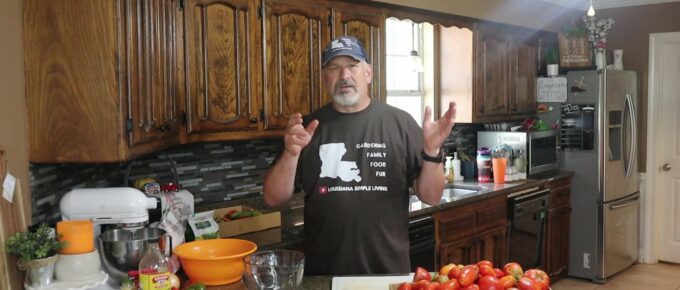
xmin=56 ymin=187 xmax=158 ymax=289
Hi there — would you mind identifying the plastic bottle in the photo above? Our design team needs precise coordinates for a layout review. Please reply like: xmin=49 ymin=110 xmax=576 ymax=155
xmin=139 ymin=243 xmax=171 ymax=290
xmin=445 ymin=156 xmax=454 ymax=183
xmin=477 ymin=148 xmax=492 ymax=183
xmin=453 ymin=152 xmax=464 ymax=181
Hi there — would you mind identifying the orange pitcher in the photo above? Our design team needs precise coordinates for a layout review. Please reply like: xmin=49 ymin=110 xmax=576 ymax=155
xmin=57 ymin=220 xmax=94 ymax=254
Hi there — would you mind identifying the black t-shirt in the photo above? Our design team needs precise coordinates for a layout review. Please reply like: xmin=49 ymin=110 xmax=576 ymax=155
xmin=297 ymin=100 xmax=423 ymax=275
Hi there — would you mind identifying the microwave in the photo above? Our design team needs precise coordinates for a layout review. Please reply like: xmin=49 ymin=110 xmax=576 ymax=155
xmin=477 ymin=130 xmax=558 ymax=176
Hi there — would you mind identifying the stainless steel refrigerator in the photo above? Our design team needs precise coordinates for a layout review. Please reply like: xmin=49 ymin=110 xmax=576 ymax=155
xmin=561 ymin=69 xmax=639 ymax=282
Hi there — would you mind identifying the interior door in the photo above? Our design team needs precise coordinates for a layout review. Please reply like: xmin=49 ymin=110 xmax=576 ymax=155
xmin=651 ymin=32 xmax=680 ymax=263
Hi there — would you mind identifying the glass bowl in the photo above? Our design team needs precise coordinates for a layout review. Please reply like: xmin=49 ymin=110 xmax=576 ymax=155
xmin=242 ymin=250 xmax=305 ymax=290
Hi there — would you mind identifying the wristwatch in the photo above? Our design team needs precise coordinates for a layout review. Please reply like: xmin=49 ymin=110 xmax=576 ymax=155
xmin=421 ymin=148 xmax=444 ymax=163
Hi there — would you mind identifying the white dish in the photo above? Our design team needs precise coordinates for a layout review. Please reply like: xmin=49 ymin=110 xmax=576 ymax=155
xmin=25 ymin=270 xmax=108 ymax=290
xmin=331 ymin=274 xmax=412 ymax=290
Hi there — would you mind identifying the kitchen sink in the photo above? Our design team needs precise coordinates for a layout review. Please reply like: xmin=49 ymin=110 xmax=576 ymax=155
xmin=442 ymin=185 xmax=485 ymax=197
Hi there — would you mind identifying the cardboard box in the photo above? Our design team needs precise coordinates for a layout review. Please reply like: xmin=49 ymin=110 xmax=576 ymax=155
xmin=213 ymin=206 xmax=281 ymax=237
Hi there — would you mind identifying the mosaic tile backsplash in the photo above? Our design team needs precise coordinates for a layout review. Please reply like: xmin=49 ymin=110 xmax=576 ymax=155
xmin=29 ymin=124 xmax=483 ymax=226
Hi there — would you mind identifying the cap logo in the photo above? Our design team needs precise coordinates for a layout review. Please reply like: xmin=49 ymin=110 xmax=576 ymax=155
xmin=322 ymin=36 xmax=369 ymax=66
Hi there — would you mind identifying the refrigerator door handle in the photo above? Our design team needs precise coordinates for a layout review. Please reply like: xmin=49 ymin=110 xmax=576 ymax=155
xmin=625 ymin=93 xmax=637 ymax=178
xmin=608 ymin=196 xmax=639 ymax=210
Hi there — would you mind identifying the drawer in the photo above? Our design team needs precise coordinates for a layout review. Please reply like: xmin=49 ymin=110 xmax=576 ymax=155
xmin=549 ymin=186 xmax=570 ymax=208
xmin=545 ymin=176 xmax=571 ymax=189
xmin=475 ymin=195 xmax=507 ymax=232
xmin=437 ymin=210 xmax=475 ymax=243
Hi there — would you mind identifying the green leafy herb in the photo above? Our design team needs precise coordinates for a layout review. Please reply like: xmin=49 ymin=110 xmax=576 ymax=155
xmin=5 ymin=224 xmax=64 ymax=262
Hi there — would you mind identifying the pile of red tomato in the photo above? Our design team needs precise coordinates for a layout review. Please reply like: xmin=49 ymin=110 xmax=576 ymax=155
xmin=397 ymin=260 xmax=550 ymax=290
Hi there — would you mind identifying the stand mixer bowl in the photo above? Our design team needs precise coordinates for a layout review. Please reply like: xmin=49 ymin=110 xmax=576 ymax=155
xmin=98 ymin=227 xmax=167 ymax=281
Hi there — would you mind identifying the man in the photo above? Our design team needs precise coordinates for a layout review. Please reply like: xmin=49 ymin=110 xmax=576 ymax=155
xmin=263 ymin=36 xmax=456 ymax=275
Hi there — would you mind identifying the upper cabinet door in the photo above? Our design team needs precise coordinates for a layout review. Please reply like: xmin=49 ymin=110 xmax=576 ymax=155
xmin=510 ymin=33 xmax=538 ymax=116
xmin=263 ymin=0 xmax=331 ymax=130
xmin=474 ymin=24 xmax=510 ymax=121
xmin=183 ymin=0 xmax=259 ymax=137
xmin=126 ymin=0 xmax=180 ymax=149
xmin=332 ymin=3 xmax=385 ymax=101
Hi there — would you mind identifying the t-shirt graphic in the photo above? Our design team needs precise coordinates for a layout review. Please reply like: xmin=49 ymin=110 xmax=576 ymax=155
xmin=318 ymin=143 xmax=362 ymax=182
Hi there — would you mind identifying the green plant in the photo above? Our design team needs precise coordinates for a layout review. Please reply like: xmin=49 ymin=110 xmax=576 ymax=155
xmin=545 ymin=46 xmax=558 ymax=65
xmin=5 ymin=224 xmax=64 ymax=262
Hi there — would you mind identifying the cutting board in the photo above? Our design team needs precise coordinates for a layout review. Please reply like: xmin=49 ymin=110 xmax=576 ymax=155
xmin=331 ymin=274 xmax=412 ymax=290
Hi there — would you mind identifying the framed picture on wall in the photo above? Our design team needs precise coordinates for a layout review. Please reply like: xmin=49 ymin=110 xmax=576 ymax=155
xmin=558 ymin=30 xmax=593 ymax=70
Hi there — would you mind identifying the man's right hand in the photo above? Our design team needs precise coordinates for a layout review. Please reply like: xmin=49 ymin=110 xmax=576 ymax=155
xmin=284 ymin=113 xmax=319 ymax=157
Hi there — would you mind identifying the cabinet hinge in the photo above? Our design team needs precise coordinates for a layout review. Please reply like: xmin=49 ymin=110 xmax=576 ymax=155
xmin=328 ymin=15 xmax=333 ymax=27
xmin=258 ymin=5 xmax=263 ymax=20
xmin=126 ymin=118 xmax=133 ymax=133
xmin=259 ymin=109 xmax=265 ymax=122
xmin=181 ymin=111 xmax=187 ymax=125
xmin=178 ymin=0 xmax=184 ymax=10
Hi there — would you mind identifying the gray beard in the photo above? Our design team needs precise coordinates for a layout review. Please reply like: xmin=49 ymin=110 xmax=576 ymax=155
xmin=332 ymin=92 xmax=360 ymax=106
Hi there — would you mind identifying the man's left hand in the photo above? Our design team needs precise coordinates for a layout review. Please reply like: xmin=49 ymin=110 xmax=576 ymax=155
xmin=422 ymin=102 xmax=457 ymax=156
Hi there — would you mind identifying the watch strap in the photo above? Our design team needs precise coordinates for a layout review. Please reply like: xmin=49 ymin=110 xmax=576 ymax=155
xmin=421 ymin=148 xmax=444 ymax=163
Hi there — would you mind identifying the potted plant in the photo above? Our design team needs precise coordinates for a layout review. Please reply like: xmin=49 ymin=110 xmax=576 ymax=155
xmin=5 ymin=223 xmax=64 ymax=287
xmin=544 ymin=45 xmax=559 ymax=76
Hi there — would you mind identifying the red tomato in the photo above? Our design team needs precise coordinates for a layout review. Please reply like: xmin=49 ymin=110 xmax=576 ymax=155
xmin=516 ymin=277 xmax=541 ymax=290
xmin=434 ymin=274 xmax=450 ymax=284
xmin=478 ymin=265 xmax=495 ymax=277
xmin=493 ymin=268 xmax=504 ymax=278
xmin=460 ymin=284 xmax=480 ymax=290
xmin=476 ymin=260 xmax=494 ymax=269
xmin=440 ymin=263 xmax=457 ymax=276
xmin=502 ymin=262 xmax=524 ymax=280
xmin=411 ymin=280 xmax=430 ymax=290
xmin=414 ymin=267 xmax=432 ymax=282
xmin=398 ymin=282 xmax=413 ymax=290
xmin=457 ymin=265 xmax=479 ymax=287
xmin=478 ymin=275 xmax=500 ymax=290
xmin=498 ymin=275 xmax=516 ymax=288
xmin=439 ymin=279 xmax=461 ymax=290
xmin=447 ymin=266 xmax=462 ymax=279
xmin=426 ymin=282 xmax=440 ymax=290
xmin=523 ymin=269 xmax=550 ymax=290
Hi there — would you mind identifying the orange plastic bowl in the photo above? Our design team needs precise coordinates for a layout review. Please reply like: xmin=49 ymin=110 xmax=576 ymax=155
xmin=173 ymin=239 xmax=257 ymax=285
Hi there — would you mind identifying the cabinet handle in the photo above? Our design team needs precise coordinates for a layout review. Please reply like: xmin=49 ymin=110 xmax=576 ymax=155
xmin=250 ymin=118 xmax=258 ymax=124
xmin=479 ymin=105 xmax=485 ymax=113
xmin=512 ymin=107 xmax=517 ymax=112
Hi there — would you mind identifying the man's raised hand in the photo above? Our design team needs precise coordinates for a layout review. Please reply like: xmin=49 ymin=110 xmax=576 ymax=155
xmin=284 ymin=113 xmax=319 ymax=157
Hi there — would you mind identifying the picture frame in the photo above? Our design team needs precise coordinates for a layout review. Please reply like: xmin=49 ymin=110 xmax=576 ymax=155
xmin=558 ymin=30 xmax=593 ymax=70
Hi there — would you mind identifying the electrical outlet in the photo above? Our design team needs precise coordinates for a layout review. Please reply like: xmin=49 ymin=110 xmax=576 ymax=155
xmin=583 ymin=253 xmax=590 ymax=269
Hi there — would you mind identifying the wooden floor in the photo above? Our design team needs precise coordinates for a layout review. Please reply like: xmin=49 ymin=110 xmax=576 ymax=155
xmin=552 ymin=262 xmax=680 ymax=289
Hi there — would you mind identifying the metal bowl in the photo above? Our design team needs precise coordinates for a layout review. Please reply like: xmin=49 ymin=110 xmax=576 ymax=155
xmin=98 ymin=227 xmax=165 ymax=281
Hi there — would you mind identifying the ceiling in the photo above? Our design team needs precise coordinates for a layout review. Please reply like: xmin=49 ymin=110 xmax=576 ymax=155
xmin=539 ymin=0 xmax=680 ymax=9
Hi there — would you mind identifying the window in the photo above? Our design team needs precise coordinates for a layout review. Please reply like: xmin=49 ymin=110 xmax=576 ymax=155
xmin=385 ymin=18 xmax=433 ymax=126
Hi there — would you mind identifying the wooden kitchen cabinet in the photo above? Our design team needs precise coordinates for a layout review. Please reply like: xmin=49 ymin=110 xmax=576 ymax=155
xmin=332 ymin=2 xmax=385 ymax=101
xmin=182 ymin=0 xmax=265 ymax=142
xmin=544 ymin=176 xmax=572 ymax=282
xmin=262 ymin=0 xmax=331 ymax=131
xmin=474 ymin=23 xmax=510 ymax=121
xmin=436 ymin=194 xmax=507 ymax=267
xmin=509 ymin=29 xmax=539 ymax=117
xmin=25 ymin=0 xmax=180 ymax=162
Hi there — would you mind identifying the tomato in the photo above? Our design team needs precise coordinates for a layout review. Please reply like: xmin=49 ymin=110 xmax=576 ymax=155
xmin=499 ymin=275 xmax=516 ymax=288
xmin=447 ymin=265 xmax=462 ymax=279
xmin=440 ymin=263 xmax=457 ymax=276
xmin=478 ymin=265 xmax=495 ymax=277
xmin=433 ymin=274 xmax=450 ymax=284
xmin=502 ymin=262 xmax=524 ymax=280
xmin=439 ymin=279 xmax=461 ymax=290
xmin=398 ymin=282 xmax=413 ymax=290
xmin=411 ymin=280 xmax=430 ymax=290
xmin=478 ymin=275 xmax=500 ymax=290
xmin=493 ymin=268 xmax=504 ymax=278
xmin=414 ymin=267 xmax=432 ymax=282
xmin=427 ymin=282 xmax=441 ymax=290
xmin=516 ymin=277 xmax=541 ymax=290
xmin=457 ymin=265 xmax=479 ymax=287
xmin=476 ymin=260 xmax=494 ymax=269
xmin=523 ymin=269 xmax=550 ymax=290
xmin=460 ymin=284 xmax=480 ymax=290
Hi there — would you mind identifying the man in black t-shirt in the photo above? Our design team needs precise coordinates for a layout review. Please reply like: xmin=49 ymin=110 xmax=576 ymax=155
xmin=263 ymin=36 xmax=457 ymax=275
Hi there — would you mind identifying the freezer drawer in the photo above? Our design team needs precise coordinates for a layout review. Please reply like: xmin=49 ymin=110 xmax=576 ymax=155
xmin=601 ymin=193 xmax=639 ymax=279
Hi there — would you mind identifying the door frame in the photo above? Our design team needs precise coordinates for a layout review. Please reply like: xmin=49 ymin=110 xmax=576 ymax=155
xmin=643 ymin=31 xmax=680 ymax=264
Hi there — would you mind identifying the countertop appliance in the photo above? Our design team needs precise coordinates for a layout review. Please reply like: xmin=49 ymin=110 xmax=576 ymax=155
xmin=507 ymin=187 xmax=550 ymax=269
xmin=562 ymin=70 xmax=639 ymax=282
xmin=477 ymin=130 xmax=559 ymax=176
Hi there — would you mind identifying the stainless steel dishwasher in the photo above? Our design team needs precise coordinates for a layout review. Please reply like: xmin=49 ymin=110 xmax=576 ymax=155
xmin=507 ymin=187 xmax=551 ymax=269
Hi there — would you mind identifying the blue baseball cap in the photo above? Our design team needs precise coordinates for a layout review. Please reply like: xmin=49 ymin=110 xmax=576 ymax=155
xmin=322 ymin=36 xmax=369 ymax=67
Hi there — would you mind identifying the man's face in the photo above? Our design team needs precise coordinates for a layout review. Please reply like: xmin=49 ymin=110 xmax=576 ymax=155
xmin=323 ymin=56 xmax=372 ymax=107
